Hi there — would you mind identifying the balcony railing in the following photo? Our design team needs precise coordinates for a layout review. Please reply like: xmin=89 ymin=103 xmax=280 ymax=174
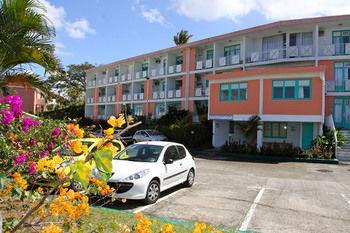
xmin=133 ymin=93 xmax=145 ymax=100
xmin=98 ymin=96 xmax=107 ymax=103
xmin=195 ymin=59 xmax=213 ymax=70
xmin=218 ymin=55 xmax=240 ymax=67
xmin=86 ymin=97 xmax=94 ymax=104
xmin=97 ymin=78 xmax=107 ymax=85
xmin=326 ymin=80 xmax=350 ymax=92
xmin=169 ymin=64 xmax=182 ymax=74
xmin=107 ymin=96 xmax=116 ymax=102
xmin=319 ymin=43 xmax=350 ymax=56
xmin=153 ymin=91 xmax=165 ymax=99
xmin=87 ymin=80 xmax=96 ymax=87
xmin=195 ymin=87 xmax=209 ymax=97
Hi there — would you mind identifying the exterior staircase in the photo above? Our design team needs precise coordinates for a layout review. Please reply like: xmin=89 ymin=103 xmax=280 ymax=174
xmin=337 ymin=130 xmax=350 ymax=161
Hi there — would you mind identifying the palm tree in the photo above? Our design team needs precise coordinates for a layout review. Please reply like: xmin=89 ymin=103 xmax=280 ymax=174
xmin=0 ymin=0 xmax=59 ymax=87
xmin=173 ymin=30 xmax=192 ymax=46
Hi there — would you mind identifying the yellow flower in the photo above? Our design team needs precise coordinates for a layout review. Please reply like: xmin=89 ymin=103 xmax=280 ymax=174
xmin=127 ymin=115 xmax=134 ymax=124
xmin=103 ymin=127 xmax=114 ymax=136
xmin=193 ymin=223 xmax=207 ymax=233
xmin=104 ymin=142 xmax=118 ymax=154
xmin=107 ymin=116 xmax=117 ymax=127
xmin=37 ymin=187 xmax=44 ymax=195
xmin=71 ymin=140 xmax=83 ymax=154
xmin=40 ymin=223 xmax=62 ymax=233
xmin=82 ymin=144 xmax=89 ymax=154
xmin=161 ymin=223 xmax=174 ymax=233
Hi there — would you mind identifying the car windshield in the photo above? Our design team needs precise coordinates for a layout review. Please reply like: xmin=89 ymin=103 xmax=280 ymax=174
xmin=145 ymin=130 xmax=162 ymax=136
xmin=114 ymin=144 xmax=163 ymax=162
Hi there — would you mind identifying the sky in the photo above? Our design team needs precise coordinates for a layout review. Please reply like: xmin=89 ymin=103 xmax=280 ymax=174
xmin=38 ymin=0 xmax=350 ymax=70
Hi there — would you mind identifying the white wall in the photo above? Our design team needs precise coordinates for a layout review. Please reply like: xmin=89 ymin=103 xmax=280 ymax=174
xmin=212 ymin=120 xmax=229 ymax=148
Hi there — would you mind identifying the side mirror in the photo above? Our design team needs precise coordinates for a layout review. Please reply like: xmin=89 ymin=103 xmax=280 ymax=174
xmin=164 ymin=158 xmax=173 ymax=164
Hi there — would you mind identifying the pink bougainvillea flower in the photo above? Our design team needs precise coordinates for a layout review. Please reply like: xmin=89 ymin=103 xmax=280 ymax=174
xmin=14 ymin=153 xmax=27 ymax=165
xmin=1 ymin=110 xmax=14 ymax=126
xmin=52 ymin=127 xmax=60 ymax=138
xmin=39 ymin=150 xmax=50 ymax=158
xmin=28 ymin=162 xmax=36 ymax=174
xmin=1 ymin=95 xmax=23 ymax=118
xmin=21 ymin=117 xmax=40 ymax=132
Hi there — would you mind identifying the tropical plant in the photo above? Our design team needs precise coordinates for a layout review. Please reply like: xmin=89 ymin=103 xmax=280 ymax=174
xmin=0 ymin=0 xmax=59 ymax=93
xmin=0 ymin=95 xmax=139 ymax=232
xmin=173 ymin=29 xmax=192 ymax=45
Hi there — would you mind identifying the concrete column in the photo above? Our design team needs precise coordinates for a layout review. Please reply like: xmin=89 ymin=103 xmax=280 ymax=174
xmin=314 ymin=24 xmax=319 ymax=66
xmin=242 ymin=35 xmax=246 ymax=70
xmin=257 ymin=123 xmax=263 ymax=150
xmin=286 ymin=32 xmax=290 ymax=58
xmin=185 ymin=48 xmax=190 ymax=110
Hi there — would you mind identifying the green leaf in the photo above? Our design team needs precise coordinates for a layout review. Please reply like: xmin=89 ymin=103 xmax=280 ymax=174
xmin=94 ymin=148 xmax=113 ymax=177
xmin=70 ymin=161 xmax=91 ymax=189
xmin=0 ymin=172 xmax=8 ymax=189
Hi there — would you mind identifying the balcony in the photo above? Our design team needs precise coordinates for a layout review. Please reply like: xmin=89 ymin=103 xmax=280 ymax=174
xmin=108 ymin=76 xmax=118 ymax=84
xmin=195 ymin=59 xmax=213 ymax=70
xmin=167 ymin=89 xmax=181 ymax=98
xmin=135 ymin=72 xmax=141 ymax=80
xmin=153 ymin=91 xmax=165 ymax=99
xmin=98 ymin=96 xmax=106 ymax=103
xmin=97 ymin=78 xmax=107 ymax=86
xmin=319 ymin=43 xmax=350 ymax=56
xmin=195 ymin=87 xmax=209 ymax=97
xmin=107 ymin=96 xmax=116 ymax=102
xmin=87 ymin=80 xmax=96 ymax=87
xmin=133 ymin=93 xmax=145 ymax=100
xmin=326 ymin=80 xmax=350 ymax=92
xmin=218 ymin=55 xmax=240 ymax=67
xmin=86 ymin=97 xmax=94 ymax=104
xmin=168 ymin=64 xmax=182 ymax=74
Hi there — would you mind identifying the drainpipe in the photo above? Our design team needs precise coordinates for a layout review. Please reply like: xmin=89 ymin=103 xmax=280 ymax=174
xmin=315 ymin=24 xmax=319 ymax=67
xmin=185 ymin=48 xmax=190 ymax=110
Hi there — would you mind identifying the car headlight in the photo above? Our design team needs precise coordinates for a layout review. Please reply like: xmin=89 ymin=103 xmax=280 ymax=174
xmin=123 ymin=169 xmax=150 ymax=181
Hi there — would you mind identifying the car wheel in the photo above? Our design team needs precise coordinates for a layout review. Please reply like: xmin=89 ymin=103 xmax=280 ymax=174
xmin=184 ymin=169 xmax=195 ymax=187
xmin=144 ymin=180 xmax=160 ymax=204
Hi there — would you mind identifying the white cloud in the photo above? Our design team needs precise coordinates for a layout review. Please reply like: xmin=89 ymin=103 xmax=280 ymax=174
xmin=38 ymin=0 xmax=95 ymax=39
xmin=133 ymin=0 xmax=169 ymax=26
xmin=54 ymin=42 xmax=72 ymax=57
xmin=172 ymin=0 xmax=350 ymax=22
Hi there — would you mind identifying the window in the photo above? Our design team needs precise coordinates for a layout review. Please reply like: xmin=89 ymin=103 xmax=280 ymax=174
xmin=142 ymin=63 xmax=148 ymax=71
xmin=134 ymin=104 xmax=143 ymax=116
xmin=164 ymin=146 xmax=179 ymax=162
xmin=220 ymin=82 xmax=248 ymax=101
xmin=176 ymin=146 xmax=186 ymax=159
xmin=334 ymin=62 xmax=350 ymax=91
xmin=332 ymin=30 xmax=350 ymax=55
xmin=224 ymin=45 xmax=240 ymax=57
xmin=114 ymin=69 xmax=119 ymax=76
xmin=263 ymin=122 xmax=287 ymax=138
xmin=115 ymin=144 xmax=163 ymax=163
xmin=206 ymin=49 xmax=214 ymax=60
xmin=272 ymin=79 xmax=311 ymax=100
xmin=176 ymin=56 xmax=183 ymax=65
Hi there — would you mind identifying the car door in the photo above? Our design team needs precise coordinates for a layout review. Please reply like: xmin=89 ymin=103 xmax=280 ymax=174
xmin=176 ymin=145 xmax=190 ymax=181
xmin=162 ymin=145 xmax=182 ymax=188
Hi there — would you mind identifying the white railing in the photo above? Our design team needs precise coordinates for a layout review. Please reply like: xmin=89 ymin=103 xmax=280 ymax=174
xmin=326 ymin=80 xmax=350 ymax=92
xmin=175 ymin=89 xmax=181 ymax=98
xmin=122 ymin=94 xmax=127 ymax=101
xmin=196 ymin=61 xmax=203 ymax=70
xmin=151 ymin=69 xmax=157 ymax=77
xmin=86 ymin=97 xmax=94 ymax=103
xmin=205 ymin=59 xmax=213 ymax=68
xmin=121 ymin=74 xmax=126 ymax=82
xmin=139 ymin=93 xmax=144 ymax=100
xmin=319 ymin=43 xmax=350 ymax=56
xmin=98 ymin=96 xmax=106 ymax=103
xmin=205 ymin=87 xmax=209 ymax=96
xmin=176 ymin=64 xmax=182 ymax=73
xmin=135 ymin=72 xmax=141 ymax=80
xmin=248 ymin=48 xmax=286 ymax=63
xmin=127 ymin=94 xmax=132 ymax=101
xmin=159 ymin=91 xmax=165 ymax=99
xmin=195 ymin=88 xmax=202 ymax=97
xmin=196 ymin=59 xmax=213 ymax=70
xmin=134 ymin=93 xmax=138 ymax=100
xmin=127 ymin=74 xmax=132 ymax=81
xmin=114 ymin=76 xmax=118 ymax=83
xmin=168 ymin=65 xmax=174 ymax=74
xmin=142 ymin=71 xmax=148 ymax=78
xmin=111 ymin=95 xmax=115 ymax=102
xmin=107 ymin=96 xmax=115 ymax=102
xmin=153 ymin=92 xmax=158 ymax=99
xmin=108 ymin=77 xmax=113 ymax=83
xmin=218 ymin=55 xmax=240 ymax=67
xmin=168 ymin=90 xmax=174 ymax=98
xmin=159 ymin=67 xmax=165 ymax=76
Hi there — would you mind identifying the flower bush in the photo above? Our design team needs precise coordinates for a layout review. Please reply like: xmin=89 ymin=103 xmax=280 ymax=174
xmin=0 ymin=95 xmax=135 ymax=232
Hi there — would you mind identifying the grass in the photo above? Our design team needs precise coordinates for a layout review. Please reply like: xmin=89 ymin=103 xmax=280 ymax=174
xmin=77 ymin=206 xmax=238 ymax=233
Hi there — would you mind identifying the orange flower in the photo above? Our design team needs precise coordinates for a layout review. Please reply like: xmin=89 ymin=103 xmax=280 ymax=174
xmin=40 ymin=223 xmax=62 ymax=233
xmin=161 ymin=223 xmax=174 ymax=233
xmin=134 ymin=212 xmax=143 ymax=220
xmin=104 ymin=142 xmax=118 ymax=154
xmin=71 ymin=140 xmax=83 ymax=154
xmin=12 ymin=172 xmax=27 ymax=190
xmin=103 ymin=127 xmax=114 ymax=136
xmin=107 ymin=114 xmax=125 ymax=128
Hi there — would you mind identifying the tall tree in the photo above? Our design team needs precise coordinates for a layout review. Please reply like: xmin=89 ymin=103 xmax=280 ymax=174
xmin=45 ymin=62 xmax=94 ymax=107
xmin=173 ymin=30 xmax=192 ymax=45
xmin=0 ymin=0 xmax=59 ymax=91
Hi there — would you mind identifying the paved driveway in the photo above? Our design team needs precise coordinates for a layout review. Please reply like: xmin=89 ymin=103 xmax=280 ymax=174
xmin=104 ymin=158 xmax=350 ymax=233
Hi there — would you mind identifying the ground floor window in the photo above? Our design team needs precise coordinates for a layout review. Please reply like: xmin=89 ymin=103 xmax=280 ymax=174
xmin=133 ymin=104 xmax=143 ymax=116
xmin=263 ymin=122 xmax=287 ymax=138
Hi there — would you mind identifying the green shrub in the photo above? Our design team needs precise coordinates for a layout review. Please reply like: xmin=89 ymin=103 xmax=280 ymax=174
xmin=260 ymin=143 xmax=305 ymax=158
xmin=221 ymin=141 xmax=258 ymax=155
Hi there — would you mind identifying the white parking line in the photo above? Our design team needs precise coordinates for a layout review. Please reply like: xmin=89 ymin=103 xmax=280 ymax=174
xmin=341 ymin=193 xmax=350 ymax=207
xmin=239 ymin=187 xmax=265 ymax=232
xmin=133 ymin=187 xmax=189 ymax=214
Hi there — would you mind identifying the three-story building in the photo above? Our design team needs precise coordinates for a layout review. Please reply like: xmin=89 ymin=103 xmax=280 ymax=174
xmin=85 ymin=15 xmax=350 ymax=149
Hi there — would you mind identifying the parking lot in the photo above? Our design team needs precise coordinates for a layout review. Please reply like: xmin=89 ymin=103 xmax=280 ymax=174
xmin=106 ymin=158 xmax=350 ymax=233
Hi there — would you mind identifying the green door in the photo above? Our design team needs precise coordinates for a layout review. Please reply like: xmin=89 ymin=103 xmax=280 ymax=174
xmin=302 ymin=123 xmax=314 ymax=149
xmin=334 ymin=97 xmax=350 ymax=129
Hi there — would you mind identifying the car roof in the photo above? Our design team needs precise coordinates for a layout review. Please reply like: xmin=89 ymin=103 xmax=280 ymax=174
xmin=135 ymin=141 xmax=182 ymax=147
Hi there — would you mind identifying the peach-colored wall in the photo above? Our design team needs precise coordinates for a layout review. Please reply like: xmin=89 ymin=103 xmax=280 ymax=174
xmin=263 ymin=78 xmax=322 ymax=115
xmin=189 ymin=74 xmax=195 ymax=97
xmin=209 ymin=80 xmax=260 ymax=115
xmin=93 ymin=88 xmax=98 ymax=117
xmin=319 ymin=60 xmax=333 ymax=81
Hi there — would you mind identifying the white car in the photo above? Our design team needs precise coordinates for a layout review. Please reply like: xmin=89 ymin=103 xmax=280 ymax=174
xmin=133 ymin=130 xmax=167 ymax=142
xmin=108 ymin=141 xmax=196 ymax=204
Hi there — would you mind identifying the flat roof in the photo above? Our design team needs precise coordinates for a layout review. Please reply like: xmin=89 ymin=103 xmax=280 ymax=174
xmin=87 ymin=14 xmax=350 ymax=73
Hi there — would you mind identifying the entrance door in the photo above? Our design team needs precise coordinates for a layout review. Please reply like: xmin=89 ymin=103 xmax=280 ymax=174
xmin=334 ymin=97 xmax=350 ymax=129
xmin=302 ymin=123 xmax=314 ymax=149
